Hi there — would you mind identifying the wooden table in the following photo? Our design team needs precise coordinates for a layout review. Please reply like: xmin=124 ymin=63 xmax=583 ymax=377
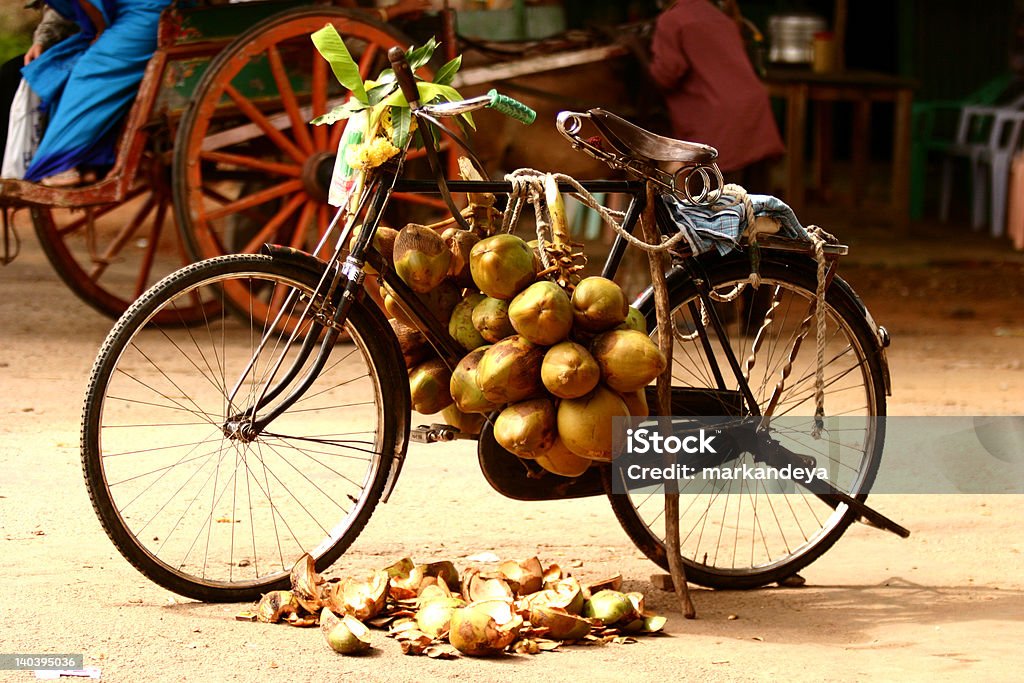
xmin=764 ymin=68 xmax=916 ymax=227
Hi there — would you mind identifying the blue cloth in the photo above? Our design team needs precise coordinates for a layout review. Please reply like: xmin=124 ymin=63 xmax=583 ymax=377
xmin=661 ymin=193 xmax=809 ymax=256
xmin=21 ymin=0 xmax=169 ymax=181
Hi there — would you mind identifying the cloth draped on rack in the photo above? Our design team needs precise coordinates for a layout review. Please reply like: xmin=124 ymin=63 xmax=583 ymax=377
xmin=660 ymin=193 xmax=809 ymax=256
xmin=20 ymin=0 xmax=170 ymax=181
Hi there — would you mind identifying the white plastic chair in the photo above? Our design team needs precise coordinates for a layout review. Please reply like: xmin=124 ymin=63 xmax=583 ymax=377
xmin=939 ymin=97 xmax=1024 ymax=237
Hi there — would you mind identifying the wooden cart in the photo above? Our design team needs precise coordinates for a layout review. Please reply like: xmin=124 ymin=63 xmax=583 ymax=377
xmin=1 ymin=0 xmax=628 ymax=322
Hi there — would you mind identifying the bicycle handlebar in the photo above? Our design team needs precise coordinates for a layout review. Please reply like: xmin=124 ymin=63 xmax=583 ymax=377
xmin=485 ymin=89 xmax=536 ymax=125
xmin=387 ymin=46 xmax=421 ymax=107
xmin=386 ymin=46 xmax=535 ymax=125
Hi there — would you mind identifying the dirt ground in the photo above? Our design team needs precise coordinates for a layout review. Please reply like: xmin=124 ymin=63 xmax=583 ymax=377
xmin=1 ymin=214 xmax=1023 ymax=682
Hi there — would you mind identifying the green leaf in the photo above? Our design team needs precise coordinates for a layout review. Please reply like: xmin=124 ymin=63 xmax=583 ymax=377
xmin=366 ymin=81 xmax=398 ymax=105
xmin=311 ymin=24 xmax=367 ymax=103
xmin=415 ymin=82 xmax=475 ymax=129
xmin=406 ymin=37 xmax=438 ymax=71
xmin=310 ymin=98 xmax=367 ymax=126
xmin=434 ymin=55 xmax=462 ymax=86
xmin=390 ymin=105 xmax=412 ymax=148
xmin=379 ymin=87 xmax=409 ymax=109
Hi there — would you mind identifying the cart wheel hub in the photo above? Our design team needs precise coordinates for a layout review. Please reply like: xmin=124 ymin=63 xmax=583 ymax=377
xmin=302 ymin=152 xmax=335 ymax=202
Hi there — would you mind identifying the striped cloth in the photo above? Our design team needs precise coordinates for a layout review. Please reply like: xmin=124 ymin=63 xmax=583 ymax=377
xmin=660 ymin=193 xmax=809 ymax=256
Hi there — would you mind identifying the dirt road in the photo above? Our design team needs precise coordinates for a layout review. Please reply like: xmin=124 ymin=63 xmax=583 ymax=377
xmin=2 ymin=225 xmax=1022 ymax=682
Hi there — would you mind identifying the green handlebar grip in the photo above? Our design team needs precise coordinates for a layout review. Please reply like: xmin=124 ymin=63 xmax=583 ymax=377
xmin=487 ymin=89 xmax=536 ymax=125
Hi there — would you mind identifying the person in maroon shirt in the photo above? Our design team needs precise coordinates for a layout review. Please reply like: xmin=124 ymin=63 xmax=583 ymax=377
xmin=647 ymin=0 xmax=784 ymax=189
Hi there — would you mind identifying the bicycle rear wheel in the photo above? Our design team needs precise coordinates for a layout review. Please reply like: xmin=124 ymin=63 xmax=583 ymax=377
xmin=81 ymin=254 xmax=407 ymax=601
xmin=606 ymin=251 xmax=888 ymax=589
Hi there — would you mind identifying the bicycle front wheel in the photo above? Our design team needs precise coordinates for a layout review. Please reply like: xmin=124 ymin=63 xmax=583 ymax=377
xmin=606 ymin=251 xmax=888 ymax=589
xmin=81 ymin=254 xmax=407 ymax=601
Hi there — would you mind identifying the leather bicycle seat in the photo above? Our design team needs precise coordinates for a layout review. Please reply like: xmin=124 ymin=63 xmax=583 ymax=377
xmin=587 ymin=108 xmax=718 ymax=165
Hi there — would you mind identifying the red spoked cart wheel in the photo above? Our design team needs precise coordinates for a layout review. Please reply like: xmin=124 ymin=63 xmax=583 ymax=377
xmin=173 ymin=7 xmax=450 ymax=264
xmin=31 ymin=151 xmax=215 ymax=323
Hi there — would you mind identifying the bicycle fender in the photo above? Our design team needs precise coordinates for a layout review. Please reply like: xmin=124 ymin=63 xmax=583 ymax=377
xmin=261 ymin=244 xmax=412 ymax=503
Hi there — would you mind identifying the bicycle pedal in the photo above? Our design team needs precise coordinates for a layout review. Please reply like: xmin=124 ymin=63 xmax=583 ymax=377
xmin=410 ymin=423 xmax=472 ymax=444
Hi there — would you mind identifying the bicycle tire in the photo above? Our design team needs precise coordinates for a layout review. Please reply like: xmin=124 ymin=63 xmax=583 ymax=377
xmin=604 ymin=250 xmax=888 ymax=589
xmin=81 ymin=253 xmax=408 ymax=601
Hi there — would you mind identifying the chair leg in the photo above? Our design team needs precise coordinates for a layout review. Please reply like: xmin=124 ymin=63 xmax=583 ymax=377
xmin=971 ymin=158 xmax=987 ymax=231
xmin=939 ymin=157 xmax=955 ymax=222
xmin=990 ymin=155 xmax=1010 ymax=238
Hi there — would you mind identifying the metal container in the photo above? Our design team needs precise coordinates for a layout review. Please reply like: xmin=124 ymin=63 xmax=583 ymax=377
xmin=768 ymin=13 xmax=827 ymax=64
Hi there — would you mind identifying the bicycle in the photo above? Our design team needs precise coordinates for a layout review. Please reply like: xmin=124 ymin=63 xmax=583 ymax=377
xmin=81 ymin=47 xmax=906 ymax=602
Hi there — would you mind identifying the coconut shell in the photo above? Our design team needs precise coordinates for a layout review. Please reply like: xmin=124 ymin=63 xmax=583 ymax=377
xmin=321 ymin=610 xmax=373 ymax=655
xmin=469 ymin=234 xmax=536 ymax=300
xmin=541 ymin=341 xmax=601 ymax=399
xmin=448 ymin=601 xmax=522 ymax=656
xmin=591 ymin=329 xmax=667 ymax=393
xmin=393 ymin=224 xmax=452 ymax=293
xmin=476 ymin=335 xmax=545 ymax=405
xmin=571 ymin=276 xmax=628 ymax=332
xmin=493 ymin=398 xmax=557 ymax=459
xmin=449 ymin=346 xmax=500 ymax=414
xmin=472 ymin=297 xmax=516 ymax=343
xmin=507 ymin=280 xmax=574 ymax=346
xmin=409 ymin=358 xmax=454 ymax=415
xmin=557 ymin=386 xmax=630 ymax=461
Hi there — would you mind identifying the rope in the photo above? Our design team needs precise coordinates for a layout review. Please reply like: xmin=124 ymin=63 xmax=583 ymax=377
xmin=499 ymin=169 xmax=834 ymax=438
xmin=807 ymin=225 xmax=831 ymax=439
xmin=503 ymin=168 xmax=685 ymax=254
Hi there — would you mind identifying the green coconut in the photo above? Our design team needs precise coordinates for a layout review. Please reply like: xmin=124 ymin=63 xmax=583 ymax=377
xmin=591 ymin=329 xmax=667 ymax=393
xmin=618 ymin=388 xmax=650 ymax=418
xmin=449 ymin=346 xmax=500 ymax=414
xmin=556 ymin=386 xmax=630 ymax=461
xmin=443 ymin=227 xmax=481 ymax=288
xmin=469 ymin=233 xmax=536 ymax=300
xmin=472 ymin=297 xmax=516 ymax=343
xmin=617 ymin=306 xmax=646 ymax=332
xmin=390 ymin=318 xmax=431 ymax=368
xmin=409 ymin=358 xmax=453 ymax=415
xmin=493 ymin=398 xmax=557 ymax=459
xmin=382 ymin=280 xmax=461 ymax=328
xmin=534 ymin=437 xmax=592 ymax=477
xmin=571 ymin=276 xmax=628 ymax=332
xmin=442 ymin=404 xmax=486 ymax=436
xmin=476 ymin=335 xmax=545 ymax=405
xmin=393 ymin=223 xmax=452 ymax=294
xmin=507 ymin=280 xmax=574 ymax=346
xmin=348 ymin=224 xmax=398 ymax=274
xmin=541 ymin=341 xmax=601 ymax=399
xmin=449 ymin=292 xmax=487 ymax=351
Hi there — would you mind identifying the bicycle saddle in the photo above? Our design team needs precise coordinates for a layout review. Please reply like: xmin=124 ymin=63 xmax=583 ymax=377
xmin=587 ymin=108 xmax=718 ymax=165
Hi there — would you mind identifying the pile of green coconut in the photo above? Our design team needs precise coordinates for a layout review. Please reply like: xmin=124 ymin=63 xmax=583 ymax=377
xmin=248 ymin=553 xmax=666 ymax=657
xmin=377 ymin=174 xmax=667 ymax=473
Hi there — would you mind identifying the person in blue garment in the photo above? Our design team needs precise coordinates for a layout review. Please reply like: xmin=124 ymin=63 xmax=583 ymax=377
xmin=20 ymin=0 xmax=171 ymax=184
